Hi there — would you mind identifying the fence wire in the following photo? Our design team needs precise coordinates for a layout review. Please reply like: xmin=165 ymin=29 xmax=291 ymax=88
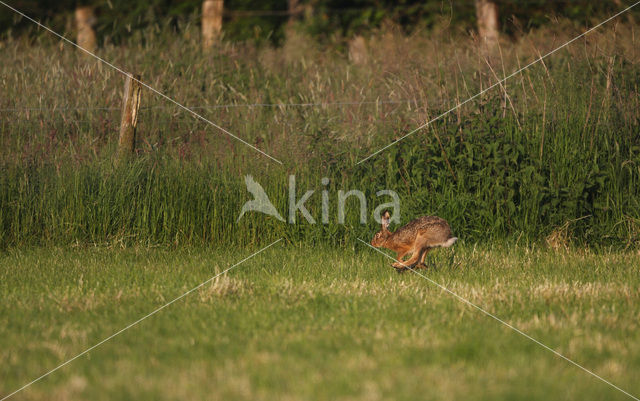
xmin=0 ymin=99 xmax=425 ymax=113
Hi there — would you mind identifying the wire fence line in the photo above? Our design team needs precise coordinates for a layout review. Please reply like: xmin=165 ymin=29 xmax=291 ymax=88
xmin=0 ymin=98 xmax=428 ymax=113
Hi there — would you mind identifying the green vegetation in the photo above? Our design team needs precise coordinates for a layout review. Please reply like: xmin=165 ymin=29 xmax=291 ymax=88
xmin=1 ymin=245 xmax=639 ymax=400
xmin=2 ymin=4 xmax=639 ymax=401
xmin=1 ymin=19 xmax=639 ymax=248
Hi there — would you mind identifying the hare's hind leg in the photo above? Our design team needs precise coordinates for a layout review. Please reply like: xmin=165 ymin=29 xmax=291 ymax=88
xmin=416 ymin=247 xmax=431 ymax=269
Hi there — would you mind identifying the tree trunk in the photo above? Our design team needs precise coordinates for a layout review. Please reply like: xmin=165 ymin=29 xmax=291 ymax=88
xmin=75 ymin=5 xmax=97 ymax=52
xmin=202 ymin=0 xmax=223 ymax=49
xmin=475 ymin=0 xmax=499 ymax=51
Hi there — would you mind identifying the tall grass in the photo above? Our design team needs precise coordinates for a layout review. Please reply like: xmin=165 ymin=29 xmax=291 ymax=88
xmin=1 ymin=20 xmax=639 ymax=248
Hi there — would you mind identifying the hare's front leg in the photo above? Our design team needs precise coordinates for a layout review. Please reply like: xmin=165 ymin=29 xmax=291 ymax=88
xmin=398 ymin=249 xmax=422 ymax=269
xmin=392 ymin=250 xmax=408 ymax=270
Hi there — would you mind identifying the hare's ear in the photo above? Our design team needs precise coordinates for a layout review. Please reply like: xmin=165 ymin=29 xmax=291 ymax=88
xmin=381 ymin=210 xmax=391 ymax=230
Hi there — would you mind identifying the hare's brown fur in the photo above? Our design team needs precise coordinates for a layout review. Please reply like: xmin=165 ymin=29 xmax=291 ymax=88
xmin=371 ymin=212 xmax=457 ymax=270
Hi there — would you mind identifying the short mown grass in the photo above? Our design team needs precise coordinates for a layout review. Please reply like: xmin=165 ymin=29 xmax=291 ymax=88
xmin=1 ymin=244 xmax=639 ymax=400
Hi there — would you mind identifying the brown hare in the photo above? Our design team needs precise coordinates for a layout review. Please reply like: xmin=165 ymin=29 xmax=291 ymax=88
xmin=371 ymin=211 xmax=457 ymax=270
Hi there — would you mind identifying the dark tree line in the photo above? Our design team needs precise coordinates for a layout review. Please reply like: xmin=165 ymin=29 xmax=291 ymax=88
xmin=0 ymin=0 xmax=636 ymax=45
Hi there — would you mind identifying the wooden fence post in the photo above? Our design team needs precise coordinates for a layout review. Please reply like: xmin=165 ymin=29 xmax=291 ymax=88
xmin=475 ymin=0 xmax=499 ymax=53
xmin=118 ymin=74 xmax=142 ymax=159
xmin=202 ymin=0 xmax=224 ymax=49
xmin=75 ymin=5 xmax=97 ymax=52
xmin=348 ymin=35 xmax=368 ymax=64
xmin=288 ymin=0 xmax=300 ymax=26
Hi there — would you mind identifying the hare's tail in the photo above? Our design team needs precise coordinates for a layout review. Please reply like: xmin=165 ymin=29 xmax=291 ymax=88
xmin=440 ymin=237 xmax=458 ymax=248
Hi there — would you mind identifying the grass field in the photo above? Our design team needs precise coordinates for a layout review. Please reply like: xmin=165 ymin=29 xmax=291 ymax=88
xmin=1 ymin=244 xmax=639 ymax=400
xmin=2 ymin=7 xmax=640 ymax=401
